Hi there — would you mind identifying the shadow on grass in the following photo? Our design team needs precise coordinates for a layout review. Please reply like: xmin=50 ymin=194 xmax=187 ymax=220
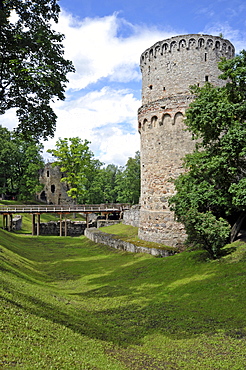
xmin=2 ymin=228 xmax=246 ymax=349
xmin=2 ymin=261 xmax=246 ymax=348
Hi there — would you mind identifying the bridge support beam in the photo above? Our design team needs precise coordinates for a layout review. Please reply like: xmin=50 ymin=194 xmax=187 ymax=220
xmin=60 ymin=214 xmax=62 ymax=237
xmin=64 ymin=218 xmax=67 ymax=237
xmin=36 ymin=214 xmax=40 ymax=236
xmin=32 ymin=214 xmax=35 ymax=236
xmin=3 ymin=214 xmax=8 ymax=230
xmin=8 ymin=214 xmax=13 ymax=232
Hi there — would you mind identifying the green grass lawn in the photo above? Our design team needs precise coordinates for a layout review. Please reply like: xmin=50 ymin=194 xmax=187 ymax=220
xmin=1 ymin=224 xmax=246 ymax=369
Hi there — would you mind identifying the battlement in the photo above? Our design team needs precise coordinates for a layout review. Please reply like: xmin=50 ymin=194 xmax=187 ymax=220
xmin=140 ymin=34 xmax=234 ymax=105
xmin=140 ymin=34 xmax=234 ymax=65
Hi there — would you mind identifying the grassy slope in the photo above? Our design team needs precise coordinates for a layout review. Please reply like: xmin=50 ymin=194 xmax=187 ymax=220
xmin=0 ymin=225 xmax=246 ymax=369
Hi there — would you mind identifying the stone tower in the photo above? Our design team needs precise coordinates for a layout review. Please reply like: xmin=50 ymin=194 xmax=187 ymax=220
xmin=38 ymin=163 xmax=73 ymax=205
xmin=138 ymin=34 xmax=235 ymax=247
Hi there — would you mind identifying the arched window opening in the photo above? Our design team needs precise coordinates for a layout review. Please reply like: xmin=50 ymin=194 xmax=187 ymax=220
xmin=143 ymin=119 xmax=147 ymax=131
xmin=207 ymin=39 xmax=213 ymax=48
xmin=179 ymin=39 xmax=186 ymax=49
xmin=162 ymin=43 xmax=168 ymax=54
xmin=188 ymin=38 xmax=196 ymax=49
xmin=170 ymin=41 xmax=177 ymax=51
xmin=162 ymin=113 xmax=171 ymax=126
xmin=198 ymin=38 xmax=205 ymax=48
xmin=174 ymin=112 xmax=184 ymax=125
xmin=151 ymin=116 xmax=158 ymax=128
xmin=51 ymin=185 xmax=55 ymax=193
xmin=138 ymin=122 xmax=142 ymax=132
xmin=40 ymin=191 xmax=47 ymax=202
xmin=215 ymin=41 xmax=220 ymax=49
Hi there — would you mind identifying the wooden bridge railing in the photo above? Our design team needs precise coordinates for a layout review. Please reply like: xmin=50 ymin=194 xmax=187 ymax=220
xmin=1 ymin=203 xmax=131 ymax=236
xmin=0 ymin=203 xmax=130 ymax=214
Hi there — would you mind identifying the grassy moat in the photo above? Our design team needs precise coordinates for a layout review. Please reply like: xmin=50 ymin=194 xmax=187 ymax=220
xmin=1 ymin=215 xmax=246 ymax=369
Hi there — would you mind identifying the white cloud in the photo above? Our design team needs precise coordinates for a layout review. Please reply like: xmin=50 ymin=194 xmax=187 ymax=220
xmin=42 ymin=11 xmax=176 ymax=165
xmin=56 ymin=11 xmax=176 ymax=90
xmin=6 ymin=10 xmax=246 ymax=168
xmin=202 ymin=23 xmax=246 ymax=52
xmin=43 ymin=86 xmax=141 ymax=166
xmin=0 ymin=108 xmax=18 ymax=131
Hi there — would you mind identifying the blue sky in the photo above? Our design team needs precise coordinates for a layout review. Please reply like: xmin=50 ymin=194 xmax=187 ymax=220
xmin=3 ymin=0 xmax=246 ymax=165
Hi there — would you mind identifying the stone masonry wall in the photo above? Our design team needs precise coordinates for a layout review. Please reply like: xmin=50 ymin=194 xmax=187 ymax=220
xmin=138 ymin=34 xmax=235 ymax=247
xmin=122 ymin=204 xmax=140 ymax=227
xmin=12 ymin=215 xmax=22 ymax=231
xmin=38 ymin=163 xmax=74 ymax=205
xmin=35 ymin=220 xmax=86 ymax=236
xmin=85 ymin=227 xmax=174 ymax=257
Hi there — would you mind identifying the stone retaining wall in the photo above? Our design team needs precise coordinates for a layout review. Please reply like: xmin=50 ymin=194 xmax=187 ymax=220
xmin=85 ymin=227 xmax=174 ymax=257
xmin=96 ymin=220 xmax=121 ymax=228
xmin=35 ymin=220 xmax=87 ymax=236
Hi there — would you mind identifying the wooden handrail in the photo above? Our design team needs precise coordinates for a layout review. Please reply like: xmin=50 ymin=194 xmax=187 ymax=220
xmin=0 ymin=203 xmax=130 ymax=214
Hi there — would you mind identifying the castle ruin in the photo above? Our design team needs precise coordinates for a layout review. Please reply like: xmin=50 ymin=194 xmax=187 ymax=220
xmin=138 ymin=34 xmax=235 ymax=247
xmin=37 ymin=163 xmax=73 ymax=205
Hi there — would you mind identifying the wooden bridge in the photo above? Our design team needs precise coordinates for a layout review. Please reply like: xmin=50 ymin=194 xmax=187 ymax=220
xmin=0 ymin=203 xmax=130 ymax=236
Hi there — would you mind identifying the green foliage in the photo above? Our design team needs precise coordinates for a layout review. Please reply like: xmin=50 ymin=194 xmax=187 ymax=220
xmin=0 ymin=125 xmax=44 ymax=200
xmin=180 ymin=210 xmax=230 ymax=258
xmin=48 ymin=137 xmax=98 ymax=203
xmin=116 ymin=151 xmax=140 ymax=204
xmin=85 ymin=164 xmax=120 ymax=204
xmin=48 ymin=140 xmax=140 ymax=205
xmin=0 ymin=0 xmax=74 ymax=141
xmin=170 ymin=51 xmax=246 ymax=257
xmin=1 ymin=227 xmax=246 ymax=368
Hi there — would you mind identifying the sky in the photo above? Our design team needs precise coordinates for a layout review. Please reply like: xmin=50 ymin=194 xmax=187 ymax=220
xmin=2 ymin=0 xmax=246 ymax=166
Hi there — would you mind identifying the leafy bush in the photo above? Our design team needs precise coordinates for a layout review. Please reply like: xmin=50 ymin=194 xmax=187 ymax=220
xmin=182 ymin=210 xmax=230 ymax=259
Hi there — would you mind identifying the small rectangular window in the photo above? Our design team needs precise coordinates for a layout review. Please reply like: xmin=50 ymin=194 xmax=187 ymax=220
xmin=205 ymin=53 xmax=207 ymax=61
xmin=205 ymin=75 xmax=209 ymax=82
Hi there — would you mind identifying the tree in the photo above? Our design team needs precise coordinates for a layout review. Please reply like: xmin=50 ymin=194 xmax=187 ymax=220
xmin=84 ymin=164 xmax=120 ymax=204
xmin=0 ymin=0 xmax=74 ymax=141
xmin=169 ymin=51 xmax=246 ymax=258
xmin=116 ymin=151 xmax=140 ymax=204
xmin=0 ymin=125 xmax=44 ymax=200
xmin=47 ymin=137 xmax=98 ymax=204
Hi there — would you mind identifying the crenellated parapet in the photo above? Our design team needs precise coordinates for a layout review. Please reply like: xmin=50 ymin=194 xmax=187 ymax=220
xmin=140 ymin=34 xmax=234 ymax=105
xmin=140 ymin=34 xmax=234 ymax=64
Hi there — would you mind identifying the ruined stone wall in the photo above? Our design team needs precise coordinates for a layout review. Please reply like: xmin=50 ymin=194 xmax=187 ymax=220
xmin=35 ymin=220 xmax=86 ymax=236
xmin=122 ymin=204 xmax=140 ymax=227
xmin=12 ymin=215 xmax=22 ymax=231
xmin=37 ymin=163 xmax=74 ymax=205
xmin=138 ymin=34 xmax=235 ymax=247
